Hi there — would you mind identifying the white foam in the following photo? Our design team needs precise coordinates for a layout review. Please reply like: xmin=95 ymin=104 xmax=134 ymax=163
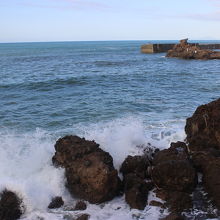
xmin=0 ymin=116 xmax=186 ymax=219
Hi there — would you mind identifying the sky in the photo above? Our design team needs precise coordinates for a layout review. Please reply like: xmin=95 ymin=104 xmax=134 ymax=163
xmin=0 ymin=0 xmax=220 ymax=42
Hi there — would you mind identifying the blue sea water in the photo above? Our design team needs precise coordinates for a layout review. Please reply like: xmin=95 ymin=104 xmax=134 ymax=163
xmin=0 ymin=40 xmax=220 ymax=219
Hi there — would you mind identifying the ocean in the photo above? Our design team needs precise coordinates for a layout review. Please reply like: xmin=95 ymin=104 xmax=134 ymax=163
xmin=0 ymin=40 xmax=220 ymax=219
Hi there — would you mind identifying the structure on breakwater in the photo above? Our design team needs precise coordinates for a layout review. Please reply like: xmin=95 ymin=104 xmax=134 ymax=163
xmin=141 ymin=43 xmax=220 ymax=53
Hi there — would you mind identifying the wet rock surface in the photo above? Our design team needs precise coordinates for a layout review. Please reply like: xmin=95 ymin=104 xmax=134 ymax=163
xmin=74 ymin=201 xmax=87 ymax=211
xmin=48 ymin=196 xmax=64 ymax=209
xmin=185 ymin=98 xmax=220 ymax=151
xmin=152 ymin=142 xmax=197 ymax=192
xmin=185 ymin=98 xmax=220 ymax=210
xmin=120 ymin=155 xmax=152 ymax=210
xmin=0 ymin=190 xmax=23 ymax=220
xmin=166 ymin=39 xmax=220 ymax=60
xmin=52 ymin=135 xmax=121 ymax=204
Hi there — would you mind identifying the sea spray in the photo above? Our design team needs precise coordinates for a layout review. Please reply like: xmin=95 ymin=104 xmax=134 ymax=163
xmin=0 ymin=117 xmax=185 ymax=219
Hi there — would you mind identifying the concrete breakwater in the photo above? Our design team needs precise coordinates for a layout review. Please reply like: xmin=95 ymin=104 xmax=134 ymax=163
xmin=141 ymin=43 xmax=220 ymax=53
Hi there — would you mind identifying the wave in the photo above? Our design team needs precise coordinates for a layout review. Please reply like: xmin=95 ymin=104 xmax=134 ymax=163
xmin=0 ymin=117 xmax=185 ymax=219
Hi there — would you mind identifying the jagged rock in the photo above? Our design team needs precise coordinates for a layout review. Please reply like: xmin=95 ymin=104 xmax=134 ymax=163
xmin=166 ymin=39 xmax=220 ymax=60
xmin=52 ymin=135 xmax=121 ymax=204
xmin=48 ymin=196 xmax=64 ymax=209
xmin=0 ymin=190 xmax=23 ymax=220
xmin=152 ymin=142 xmax=197 ymax=192
xmin=185 ymin=98 xmax=220 ymax=151
xmin=185 ymin=98 xmax=220 ymax=209
xmin=74 ymin=201 xmax=87 ymax=211
xmin=120 ymin=155 xmax=149 ymax=179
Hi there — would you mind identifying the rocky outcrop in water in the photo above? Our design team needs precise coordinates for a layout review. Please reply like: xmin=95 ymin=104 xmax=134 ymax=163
xmin=48 ymin=196 xmax=64 ymax=209
xmin=0 ymin=190 xmax=23 ymax=220
xmin=185 ymin=98 xmax=220 ymax=209
xmin=52 ymin=135 xmax=121 ymax=204
xmin=152 ymin=142 xmax=197 ymax=192
xmin=120 ymin=154 xmax=154 ymax=210
xmin=166 ymin=39 xmax=220 ymax=60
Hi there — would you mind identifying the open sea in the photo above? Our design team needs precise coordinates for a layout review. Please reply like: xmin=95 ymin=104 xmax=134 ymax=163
xmin=1 ymin=40 xmax=220 ymax=219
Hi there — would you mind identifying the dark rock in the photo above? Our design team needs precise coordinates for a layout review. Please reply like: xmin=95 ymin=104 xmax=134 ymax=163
xmin=166 ymin=39 xmax=220 ymax=60
xmin=74 ymin=201 xmax=87 ymax=211
xmin=120 ymin=155 xmax=149 ymax=179
xmin=48 ymin=196 xmax=64 ymax=209
xmin=0 ymin=190 xmax=23 ymax=220
xmin=153 ymin=142 xmax=188 ymax=166
xmin=124 ymin=174 xmax=149 ymax=210
xmin=161 ymin=213 xmax=184 ymax=220
xmin=75 ymin=214 xmax=90 ymax=220
xmin=152 ymin=142 xmax=196 ymax=193
xmin=185 ymin=98 xmax=220 ymax=151
xmin=52 ymin=135 xmax=120 ymax=204
xmin=185 ymin=98 xmax=220 ymax=210
xmin=155 ymin=190 xmax=192 ymax=213
xmin=149 ymin=200 xmax=165 ymax=208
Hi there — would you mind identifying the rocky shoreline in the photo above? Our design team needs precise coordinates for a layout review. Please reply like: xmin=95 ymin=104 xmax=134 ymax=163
xmin=2 ymin=99 xmax=220 ymax=220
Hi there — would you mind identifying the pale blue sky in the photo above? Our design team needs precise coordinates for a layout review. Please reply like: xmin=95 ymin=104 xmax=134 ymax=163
xmin=1 ymin=0 xmax=220 ymax=42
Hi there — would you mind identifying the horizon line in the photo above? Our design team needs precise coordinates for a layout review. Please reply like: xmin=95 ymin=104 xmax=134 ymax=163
xmin=1 ymin=39 xmax=220 ymax=44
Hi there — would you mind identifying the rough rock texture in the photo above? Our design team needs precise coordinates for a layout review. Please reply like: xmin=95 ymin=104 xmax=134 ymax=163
xmin=155 ymin=190 xmax=192 ymax=213
xmin=123 ymin=173 xmax=149 ymax=210
xmin=166 ymin=38 xmax=220 ymax=60
xmin=185 ymin=98 xmax=220 ymax=210
xmin=152 ymin=142 xmax=197 ymax=192
xmin=74 ymin=201 xmax=87 ymax=211
xmin=120 ymin=155 xmax=152 ymax=210
xmin=52 ymin=135 xmax=121 ymax=204
xmin=185 ymin=98 xmax=220 ymax=151
xmin=0 ymin=190 xmax=23 ymax=220
xmin=120 ymin=155 xmax=149 ymax=179
xmin=48 ymin=196 xmax=64 ymax=209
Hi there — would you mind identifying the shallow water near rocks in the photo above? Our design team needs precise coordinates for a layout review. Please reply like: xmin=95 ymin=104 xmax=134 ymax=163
xmin=1 ymin=40 xmax=220 ymax=219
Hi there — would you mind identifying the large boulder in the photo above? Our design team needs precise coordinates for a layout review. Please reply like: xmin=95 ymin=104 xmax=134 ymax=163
xmin=152 ymin=142 xmax=197 ymax=192
xmin=120 ymin=155 xmax=151 ymax=210
xmin=185 ymin=98 xmax=220 ymax=151
xmin=166 ymin=39 xmax=220 ymax=60
xmin=185 ymin=98 xmax=220 ymax=209
xmin=0 ymin=190 xmax=23 ymax=220
xmin=52 ymin=135 xmax=121 ymax=204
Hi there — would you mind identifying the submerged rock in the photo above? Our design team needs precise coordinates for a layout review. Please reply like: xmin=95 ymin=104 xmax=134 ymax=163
xmin=166 ymin=39 xmax=220 ymax=60
xmin=0 ymin=190 xmax=23 ymax=220
xmin=52 ymin=135 xmax=121 ymax=204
